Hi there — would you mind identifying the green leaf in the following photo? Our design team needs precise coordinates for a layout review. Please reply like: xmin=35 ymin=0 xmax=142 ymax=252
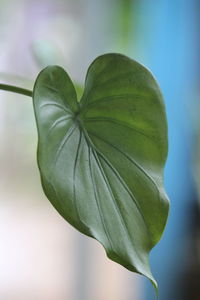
xmin=33 ymin=53 xmax=169 ymax=290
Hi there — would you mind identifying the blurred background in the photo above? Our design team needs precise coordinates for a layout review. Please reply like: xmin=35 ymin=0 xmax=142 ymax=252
xmin=0 ymin=0 xmax=200 ymax=299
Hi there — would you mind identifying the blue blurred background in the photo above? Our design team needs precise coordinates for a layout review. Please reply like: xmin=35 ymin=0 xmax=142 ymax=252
xmin=0 ymin=1 xmax=200 ymax=299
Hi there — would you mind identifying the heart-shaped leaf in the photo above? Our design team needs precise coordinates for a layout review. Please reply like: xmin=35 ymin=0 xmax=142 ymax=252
xmin=33 ymin=53 xmax=169 ymax=290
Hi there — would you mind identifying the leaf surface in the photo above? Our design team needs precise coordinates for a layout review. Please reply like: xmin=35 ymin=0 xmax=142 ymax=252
xmin=33 ymin=53 xmax=169 ymax=289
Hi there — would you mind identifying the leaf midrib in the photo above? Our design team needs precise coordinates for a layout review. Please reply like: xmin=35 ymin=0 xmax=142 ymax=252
xmin=87 ymin=130 xmax=160 ymax=200
xmin=82 ymin=127 xmax=151 ymax=244
xmin=91 ymin=146 xmax=146 ymax=258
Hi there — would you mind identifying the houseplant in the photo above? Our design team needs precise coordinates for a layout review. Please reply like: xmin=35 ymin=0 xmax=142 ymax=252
xmin=0 ymin=53 xmax=169 ymax=298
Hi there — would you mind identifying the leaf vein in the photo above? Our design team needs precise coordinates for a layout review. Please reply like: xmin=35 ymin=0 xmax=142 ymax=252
xmin=47 ymin=115 xmax=72 ymax=136
xmin=82 ymin=129 xmax=149 ymax=236
xmin=87 ymin=144 xmax=114 ymax=251
xmin=85 ymin=117 xmax=154 ymax=141
xmin=39 ymin=102 xmax=71 ymax=115
xmin=83 ymin=93 xmax=142 ymax=110
xmin=91 ymin=148 xmax=135 ymax=247
xmin=54 ymin=124 xmax=77 ymax=166
xmin=88 ymin=131 xmax=160 ymax=199
xmin=73 ymin=131 xmax=88 ymax=229
xmin=41 ymin=83 xmax=75 ymax=112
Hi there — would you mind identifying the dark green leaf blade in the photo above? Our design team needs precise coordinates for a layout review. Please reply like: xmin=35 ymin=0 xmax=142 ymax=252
xmin=33 ymin=54 xmax=169 ymax=290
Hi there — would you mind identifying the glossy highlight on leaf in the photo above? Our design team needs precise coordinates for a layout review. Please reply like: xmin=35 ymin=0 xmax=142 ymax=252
xmin=33 ymin=53 xmax=169 ymax=291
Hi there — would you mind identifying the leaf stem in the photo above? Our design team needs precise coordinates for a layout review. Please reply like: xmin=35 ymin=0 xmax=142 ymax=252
xmin=0 ymin=83 xmax=32 ymax=97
